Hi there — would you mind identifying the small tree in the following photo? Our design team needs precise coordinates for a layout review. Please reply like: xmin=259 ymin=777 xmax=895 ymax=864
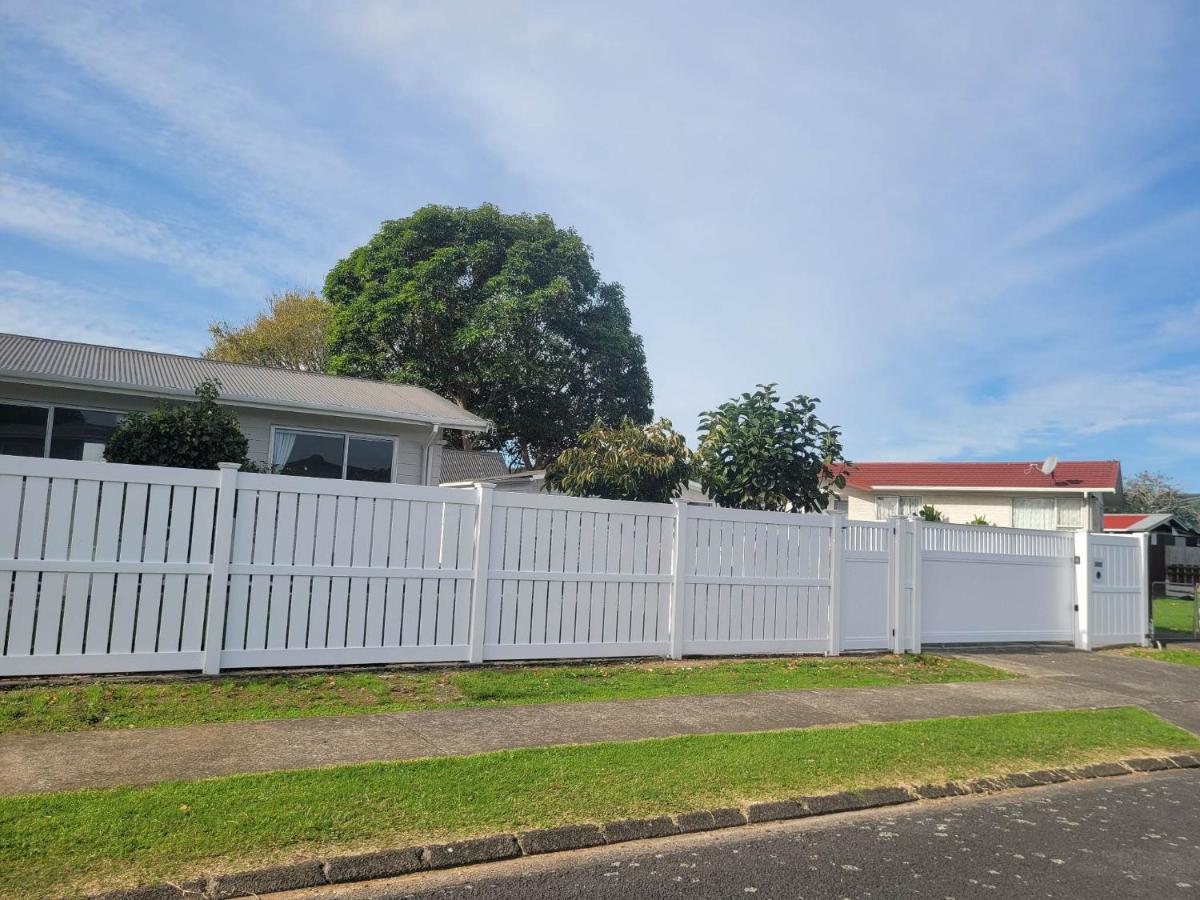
xmin=105 ymin=380 xmax=253 ymax=470
xmin=694 ymin=384 xmax=848 ymax=512
xmin=917 ymin=504 xmax=945 ymax=522
xmin=205 ymin=290 xmax=332 ymax=371
xmin=544 ymin=418 xmax=690 ymax=503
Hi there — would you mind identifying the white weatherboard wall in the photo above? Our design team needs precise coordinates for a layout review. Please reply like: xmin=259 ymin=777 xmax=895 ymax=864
xmin=0 ymin=455 xmax=1149 ymax=676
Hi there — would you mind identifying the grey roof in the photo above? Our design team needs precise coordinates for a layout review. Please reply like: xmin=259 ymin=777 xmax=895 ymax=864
xmin=439 ymin=449 xmax=509 ymax=483
xmin=0 ymin=332 xmax=490 ymax=431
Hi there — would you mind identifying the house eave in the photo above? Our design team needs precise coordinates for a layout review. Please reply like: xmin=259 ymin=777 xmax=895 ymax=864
xmin=841 ymin=485 xmax=1116 ymax=495
xmin=0 ymin=372 xmax=492 ymax=432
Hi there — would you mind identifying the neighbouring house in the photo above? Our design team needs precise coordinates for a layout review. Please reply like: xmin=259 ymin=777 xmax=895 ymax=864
xmin=1102 ymin=512 xmax=1199 ymax=536
xmin=1104 ymin=512 xmax=1200 ymax=589
xmin=441 ymin=462 xmax=712 ymax=503
xmin=438 ymin=447 xmax=510 ymax=483
xmin=0 ymin=332 xmax=489 ymax=485
xmin=831 ymin=460 xmax=1122 ymax=531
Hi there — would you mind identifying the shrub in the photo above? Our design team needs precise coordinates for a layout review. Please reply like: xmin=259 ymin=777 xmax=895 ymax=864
xmin=968 ymin=514 xmax=991 ymax=526
xmin=544 ymin=417 xmax=690 ymax=503
xmin=917 ymin=504 xmax=945 ymax=522
xmin=104 ymin=380 xmax=253 ymax=470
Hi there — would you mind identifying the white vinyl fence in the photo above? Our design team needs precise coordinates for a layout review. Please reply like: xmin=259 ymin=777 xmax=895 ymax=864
xmin=0 ymin=456 xmax=1148 ymax=676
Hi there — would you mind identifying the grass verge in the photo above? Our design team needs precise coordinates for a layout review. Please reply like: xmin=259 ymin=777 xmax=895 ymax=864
xmin=1126 ymin=647 xmax=1200 ymax=668
xmin=1 ymin=706 xmax=1194 ymax=898
xmin=0 ymin=653 xmax=1008 ymax=735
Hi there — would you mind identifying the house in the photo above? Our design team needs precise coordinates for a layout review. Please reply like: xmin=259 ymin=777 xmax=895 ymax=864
xmin=1104 ymin=512 xmax=1200 ymax=589
xmin=0 ymin=332 xmax=489 ymax=485
xmin=831 ymin=460 xmax=1122 ymax=531
xmin=1102 ymin=512 xmax=1199 ymax=536
xmin=440 ymin=462 xmax=712 ymax=503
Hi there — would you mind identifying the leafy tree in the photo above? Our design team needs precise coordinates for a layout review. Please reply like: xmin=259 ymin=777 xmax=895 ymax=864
xmin=1118 ymin=470 xmax=1199 ymax=528
xmin=544 ymin=417 xmax=690 ymax=503
xmin=205 ymin=290 xmax=332 ymax=371
xmin=917 ymin=504 xmax=945 ymax=522
xmin=104 ymin=380 xmax=254 ymax=470
xmin=323 ymin=204 xmax=653 ymax=467
xmin=694 ymin=384 xmax=848 ymax=512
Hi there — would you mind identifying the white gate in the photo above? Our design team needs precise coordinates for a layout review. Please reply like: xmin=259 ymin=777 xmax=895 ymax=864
xmin=1082 ymin=532 xmax=1148 ymax=648
xmin=918 ymin=521 xmax=1077 ymax=645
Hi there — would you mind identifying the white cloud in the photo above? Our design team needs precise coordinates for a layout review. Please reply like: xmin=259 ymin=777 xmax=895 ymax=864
xmin=0 ymin=174 xmax=271 ymax=295
xmin=1 ymin=0 xmax=1198 ymax=479
xmin=0 ymin=270 xmax=200 ymax=353
xmin=307 ymin=0 xmax=1197 ymax=465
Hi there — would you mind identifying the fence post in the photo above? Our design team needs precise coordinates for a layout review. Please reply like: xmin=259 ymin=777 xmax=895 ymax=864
xmin=669 ymin=499 xmax=690 ymax=659
xmin=202 ymin=463 xmax=240 ymax=675
xmin=1074 ymin=530 xmax=1091 ymax=650
xmin=827 ymin=514 xmax=845 ymax=656
xmin=468 ymin=482 xmax=495 ymax=664
xmin=887 ymin=517 xmax=904 ymax=653
xmin=1137 ymin=532 xmax=1151 ymax=647
xmin=910 ymin=518 xmax=922 ymax=654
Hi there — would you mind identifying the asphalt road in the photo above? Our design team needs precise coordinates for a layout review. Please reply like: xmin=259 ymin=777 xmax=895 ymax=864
xmin=297 ymin=769 xmax=1200 ymax=900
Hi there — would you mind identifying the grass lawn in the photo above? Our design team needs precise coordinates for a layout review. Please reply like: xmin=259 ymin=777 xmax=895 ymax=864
xmin=1125 ymin=647 xmax=1200 ymax=668
xmin=1153 ymin=596 xmax=1197 ymax=636
xmin=0 ymin=653 xmax=1009 ymax=735
xmin=1 ymin=707 xmax=1193 ymax=898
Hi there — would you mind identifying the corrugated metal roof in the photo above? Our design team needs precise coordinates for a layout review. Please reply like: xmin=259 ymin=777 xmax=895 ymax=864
xmin=834 ymin=460 xmax=1122 ymax=491
xmin=1103 ymin=512 xmax=1195 ymax=533
xmin=439 ymin=449 xmax=509 ymax=483
xmin=0 ymin=332 xmax=490 ymax=430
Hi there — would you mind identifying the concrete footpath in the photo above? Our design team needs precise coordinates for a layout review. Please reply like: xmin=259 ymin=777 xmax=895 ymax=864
xmin=2 ymin=648 xmax=1196 ymax=795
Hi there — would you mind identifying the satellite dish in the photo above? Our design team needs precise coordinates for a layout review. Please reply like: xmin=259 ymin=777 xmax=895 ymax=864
xmin=1040 ymin=455 xmax=1058 ymax=476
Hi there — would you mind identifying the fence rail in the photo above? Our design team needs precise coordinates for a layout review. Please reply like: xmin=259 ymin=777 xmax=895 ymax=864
xmin=0 ymin=456 xmax=1149 ymax=676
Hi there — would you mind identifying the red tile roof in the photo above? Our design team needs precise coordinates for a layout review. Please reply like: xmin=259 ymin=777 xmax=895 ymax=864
xmin=834 ymin=460 xmax=1121 ymax=492
xmin=1103 ymin=514 xmax=1149 ymax=530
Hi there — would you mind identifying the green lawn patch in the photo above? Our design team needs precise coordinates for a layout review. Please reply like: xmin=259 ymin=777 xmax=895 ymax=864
xmin=1126 ymin=647 xmax=1200 ymax=668
xmin=1153 ymin=596 xmax=1197 ymax=636
xmin=0 ymin=653 xmax=1008 ymax=735
xmin=1 ymin=707 xmax=1194 ymax=898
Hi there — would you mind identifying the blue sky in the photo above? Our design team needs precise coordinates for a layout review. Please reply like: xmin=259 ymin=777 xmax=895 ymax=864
xmin=2 ymin=1 xmax=1199 ymax=487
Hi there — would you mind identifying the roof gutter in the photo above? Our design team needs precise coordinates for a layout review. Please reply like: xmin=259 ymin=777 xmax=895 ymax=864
xmin=854 ymin=485 xmax=1117 ymax=494
xmin=0 ymin=372 xmax=492 ymax=432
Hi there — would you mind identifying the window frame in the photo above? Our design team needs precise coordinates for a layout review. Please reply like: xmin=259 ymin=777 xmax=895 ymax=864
xmin=876 ymin=494 xmax=922 ymax=520
xmin=269 ymin=425 xmax=399 ymax=483
xmin=1011 ymin=496 xmax=1086 ymax=531
xmin=0 ymin=397 xmax=127 ymax=459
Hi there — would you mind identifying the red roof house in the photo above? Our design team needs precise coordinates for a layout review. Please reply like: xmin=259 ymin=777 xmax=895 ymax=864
xmin=832 ymin=460 xmax=1121 ymax=531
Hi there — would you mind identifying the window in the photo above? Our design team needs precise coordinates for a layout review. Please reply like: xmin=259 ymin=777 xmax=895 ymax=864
xmin=876 ymin=495 xmax=921 ymax=519
xmin=0 ymin=402 xmax=49 ymax=457
xmin=0 ymin=401 xmax=123 ymax=460
xmin=1013 ymin=497 xmax=1085 ymax=530
xmin=49 ymin=408 xmax=123 ymax=461
xmin=272 ymin=428 xmax=395 ymax=482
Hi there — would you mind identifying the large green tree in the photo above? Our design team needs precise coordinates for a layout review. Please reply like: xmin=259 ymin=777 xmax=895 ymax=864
xmin=324 ymin=204 xmax=653 ymax=467
xmin=694 ymin=384 xmax=848 ymax=512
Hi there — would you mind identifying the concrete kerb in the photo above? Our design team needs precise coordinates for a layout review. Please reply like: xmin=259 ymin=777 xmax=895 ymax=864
xmin=89 ymin=754 xmax=1200 ymax=899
